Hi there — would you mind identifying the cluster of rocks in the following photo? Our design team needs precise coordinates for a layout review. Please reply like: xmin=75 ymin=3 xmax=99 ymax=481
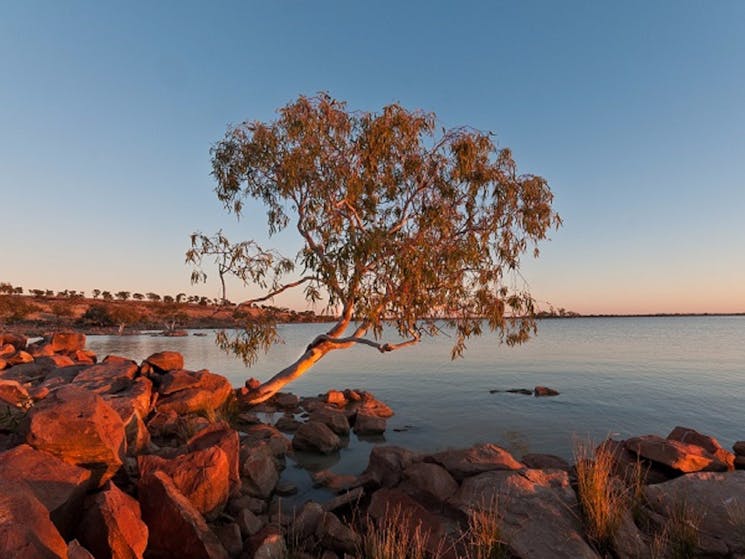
xmin=0 ymin=331 xmax=395 ymax=559
xmin=2 ymin=330 xmax=744 ymax=559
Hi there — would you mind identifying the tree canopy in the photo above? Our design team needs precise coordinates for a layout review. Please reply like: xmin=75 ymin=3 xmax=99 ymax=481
xmin=202 ymin=94 xmax=561 ymax=403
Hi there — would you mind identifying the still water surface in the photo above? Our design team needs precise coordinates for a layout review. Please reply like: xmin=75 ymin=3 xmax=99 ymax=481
xmin=87 ymin=317 xmax=744 ymax=486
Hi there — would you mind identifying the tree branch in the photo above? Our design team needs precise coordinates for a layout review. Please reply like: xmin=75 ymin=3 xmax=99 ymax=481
xmin=236 ymin=276 xmax=316 ymax=306
xmin=309 ymin=331 xmax=421 ymax=353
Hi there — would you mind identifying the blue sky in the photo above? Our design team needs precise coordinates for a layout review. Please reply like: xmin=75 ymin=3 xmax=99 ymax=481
xmin=2 ymin=1 xmax=744 ymax=314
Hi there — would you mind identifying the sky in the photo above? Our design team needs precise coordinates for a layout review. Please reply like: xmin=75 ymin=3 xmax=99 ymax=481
xmin=1 ymin=1 xmax=744 ymax=315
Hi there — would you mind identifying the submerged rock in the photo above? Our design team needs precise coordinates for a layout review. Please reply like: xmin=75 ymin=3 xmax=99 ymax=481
xmin=534 ymin=385 xmax=560 ymax=397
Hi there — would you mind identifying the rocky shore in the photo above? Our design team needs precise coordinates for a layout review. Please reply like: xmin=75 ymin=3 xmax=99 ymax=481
xmin=1 ymin=331 xmax=744 ymax=558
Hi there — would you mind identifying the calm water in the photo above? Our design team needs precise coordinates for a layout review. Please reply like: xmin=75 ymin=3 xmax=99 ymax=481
xmin=87 ymin=317 xmax=745 ymax=486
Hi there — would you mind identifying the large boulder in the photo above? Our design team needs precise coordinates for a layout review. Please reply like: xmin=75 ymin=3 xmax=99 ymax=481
xmin=625 ymin=434 xmax=729 ymax=473
xmin=451 ymin=468 xmax=599 ymax=559
xmin=644 ymin=471 xmax=745 ymax=557
xmin=0 ymin=480 xmax=69 ymax=559
xmin=25 ymin=384 xmax=126 ymax=486
xmin=156 ymin=369 xmax=233 ymax=415
xmin=240 ymin=423 xmax=291 ymax=458
xmin=317 ymin=511 xmax=361 ymax=555
xmin=0 ymin=378 xmax=32 ymax=409
xmin=666 ymin=426 xmax=735 ymax=470
xmin=362 ymin=445 xmax=421 ymax=488
xmin=50 ymin=331 xmax=86 ymax=353
xmin=0 ymin=444 xmax=92 ymax=537
xmin=400 ymin=461 xmax=459 ymax=506
xmin=241 ymin=441 xmax=279 ymax=499
xmin=353 ymin=412 xmax=386 ymax=435
xmin=143 ymin=351 xmax=184 ymax=374
xmin=188 ymin=422 xmax=241 ymax=496
xmin=368 ymin=488 xmax=449 ymax=556
xmin=138 ymin=470 xmax=229 ymax=559
xmin=76 ymin=481 xmax=149 ymax=559
xmin=426 ymin=443 xmax=523 ymax=481
xmin=138 ymin=445 xmax=230 ymax=519
xmin=310 ymin=406 xmax=350 ymax=436
xmin=292 ymin=421 xmax=342 ymax=454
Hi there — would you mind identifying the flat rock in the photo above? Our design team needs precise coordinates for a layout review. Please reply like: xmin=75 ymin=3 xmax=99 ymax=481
xmin=72 ymin=357 xmax=138 ymax=395
xmin=0 ymin=479 xmax=69 ymax=559
xmin=644 ymin=471 xmax=745 ymax=557
xmin=521 ymin=453 xmax=570 ymax=471
xmin=450 ymin=469 xmax=599 ymax=559
xmin=311 ymin=469 xmax=358 ymax=492
xmin=293 ymin=421 xmax=342 ymax=454
xmin=138 ymin=470 xmax=229 ymax=559
xmin=625 ymin=434 xmax=728 ymax=473
xmin=26 ymin=384 xmax=126 ymax=486
xmin=426 ymin=443 xmax=523 ymax=481
xmin=156 ymin=369 xmax=233 ymax=415
xmin=0 ymin=444 xmax=92 ymax=537
xmin=534 ymin=385 xmax=560 ymax=396
xmin=77 ymin=481 xmax=148 ymax=559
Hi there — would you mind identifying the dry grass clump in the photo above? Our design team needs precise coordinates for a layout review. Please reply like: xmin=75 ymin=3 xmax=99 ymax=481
xmin=573 ymin=439 xmax=643 ymax=553
xmin=359 ymin=506 xmax=431 ymax=559
xmin=649 ymin=499 xmax=701 ymax=559
xmin=462 ymin=497 xmax=507 ymax=559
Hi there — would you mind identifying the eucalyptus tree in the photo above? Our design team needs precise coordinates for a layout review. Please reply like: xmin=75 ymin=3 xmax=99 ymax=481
xmin=203 ymin=94 xmax=560 ymax=404
xmin=186 ymin=230 xmax=291 ymax=306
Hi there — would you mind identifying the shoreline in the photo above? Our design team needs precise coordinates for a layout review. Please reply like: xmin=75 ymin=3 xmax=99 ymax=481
xmin=1 ymin=330 xmax=744 ymax=558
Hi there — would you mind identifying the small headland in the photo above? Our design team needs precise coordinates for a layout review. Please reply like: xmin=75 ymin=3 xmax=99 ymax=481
xmin=1 ymin=330 xmax=744 ymax=558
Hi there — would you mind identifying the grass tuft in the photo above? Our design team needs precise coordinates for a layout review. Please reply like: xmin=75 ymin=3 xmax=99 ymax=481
xmin=463 ymin=496 xmax=507 ymax=559
xmin=573 ymin=439 xmax=640 ymax=552
xmin=359 ymin=506 xmax=431 ymax=559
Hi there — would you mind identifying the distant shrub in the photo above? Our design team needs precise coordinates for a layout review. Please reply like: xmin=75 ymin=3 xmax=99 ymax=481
xmin=78 ymin=304 xmax=115 ymax=327
xmin=0 ymin=295 xmax=39 ymax=323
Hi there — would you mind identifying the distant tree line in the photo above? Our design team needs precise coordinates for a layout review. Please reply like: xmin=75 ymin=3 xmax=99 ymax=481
xmin=1 ymin=282 xmax=228 ymax=307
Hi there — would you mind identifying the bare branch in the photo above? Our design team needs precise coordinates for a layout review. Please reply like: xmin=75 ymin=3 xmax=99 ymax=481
xmin=237 ymin=276 xmax=317 ymax=306
xmin=309 ymin=330 xmax=421 ymax=353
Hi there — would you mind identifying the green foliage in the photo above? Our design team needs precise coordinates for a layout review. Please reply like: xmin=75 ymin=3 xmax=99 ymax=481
xmin=208 ymin=94 xmax=560 ymax=365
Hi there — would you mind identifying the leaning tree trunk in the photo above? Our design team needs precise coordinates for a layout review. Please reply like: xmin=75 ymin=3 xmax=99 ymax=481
xmin=242 ymin=307 xmax=359 ymax=405
xmin=242 ymin=341 xmax=333 ymax=404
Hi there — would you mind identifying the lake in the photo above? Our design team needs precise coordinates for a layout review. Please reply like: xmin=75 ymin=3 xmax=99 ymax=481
xmin=87 ymin=316 xmax=744 ymax=491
